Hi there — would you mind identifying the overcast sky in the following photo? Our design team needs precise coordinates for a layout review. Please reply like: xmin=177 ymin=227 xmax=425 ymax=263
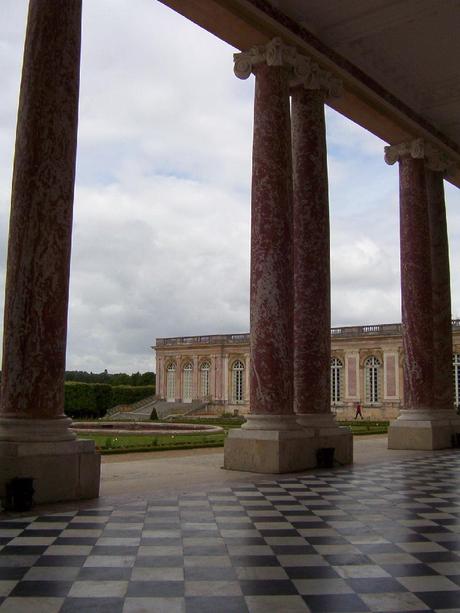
xmin=1 ymin=0 xmax=460 ymax=374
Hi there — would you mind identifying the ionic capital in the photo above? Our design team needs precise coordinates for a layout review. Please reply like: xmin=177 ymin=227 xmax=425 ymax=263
xmin=234 ymin=37 xmax=342 ymax=98
xmin=233 ymin=38 xmax=296 ymax=79
xmin=291 ymin=54 xmax=343 ymax=98
xmin=384 ymin=138 xmax=456 ymax=175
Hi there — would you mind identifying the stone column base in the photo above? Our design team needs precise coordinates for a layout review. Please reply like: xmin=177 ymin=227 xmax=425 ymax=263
xmin=224 ymin=415 xmax=315 ymax=474
xmin=388 ymin=409 xmax=460 ymax=450
xmin=0 ymin=439 xmax=101 ymax=505
xmin=296 ymin=413 xmax=353 ymax=466
xmin=224 ymin=414 xmax=353 ymax=473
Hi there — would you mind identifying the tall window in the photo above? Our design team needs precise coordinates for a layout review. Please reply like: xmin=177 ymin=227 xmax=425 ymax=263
xmin=365 ymin=356 xmax=380 ymax=403
xmin=166 ymin=362 xmax=176 ymax=402
xmin=232 ymin=360 xmax=244 ymax=403
xmin=331 ymin=357 xmax=343 ymax=403
xmin=183 ymin=362 xmax=193 ymax=402
xmin=200 ymin=361 xmax=211 ymax=398
xmin=453 ymin=354 xmax=460 ymax=407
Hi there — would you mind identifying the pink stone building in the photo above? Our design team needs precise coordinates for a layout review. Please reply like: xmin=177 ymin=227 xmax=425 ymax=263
xmin=155 ymin=321 xmax=460 ymax=420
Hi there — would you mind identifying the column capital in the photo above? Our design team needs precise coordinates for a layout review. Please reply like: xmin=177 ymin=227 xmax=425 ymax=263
xmin=384 ymin=138 xmax=456 ymax=175
xmin=234 ymin=37 xmax=342 ymax=98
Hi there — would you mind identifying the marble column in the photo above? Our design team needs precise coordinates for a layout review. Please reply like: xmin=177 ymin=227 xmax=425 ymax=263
xmin=290 ymin=67 xmax=352 ymax=465
xmin=0 ymin=0 xmax=100 ymax=503
xmin=426 ymin=169 xmax=453 ymax=412
xmin=224 ymin=38 xmax=310 ymax=473
xmin=385 ymin=139 xmax=459 ymax=449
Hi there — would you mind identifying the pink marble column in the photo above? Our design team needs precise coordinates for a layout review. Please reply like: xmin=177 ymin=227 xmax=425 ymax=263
xmin=398 ymin=155 xmax=435 ymax=411
xmin=291 ymin=87 xmax=330 ymax=416
xmin=426 ymin=169 xmax=453 ymax=411
xmin=248 ymin=60 xmax=294 ymax=415
xmin=0 ymin=0 xmax=82 ymax=439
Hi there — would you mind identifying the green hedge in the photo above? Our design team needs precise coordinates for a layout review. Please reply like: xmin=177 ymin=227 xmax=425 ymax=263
xmin=64 ymin=383 xmax=155 ymax=419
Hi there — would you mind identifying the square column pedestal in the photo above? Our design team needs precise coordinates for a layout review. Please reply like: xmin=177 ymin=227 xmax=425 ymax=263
xmin=0 ymin=418 xmax=101 ymax=505
xmin=388 ymin=409 xmax=460 ymax=450
xmin=224 ymin=414 xmax=353 ymax=474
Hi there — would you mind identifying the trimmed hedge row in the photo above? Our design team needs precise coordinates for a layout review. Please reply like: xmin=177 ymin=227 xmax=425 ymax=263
xmin=64 ymin=382 xmax=155 ymax=419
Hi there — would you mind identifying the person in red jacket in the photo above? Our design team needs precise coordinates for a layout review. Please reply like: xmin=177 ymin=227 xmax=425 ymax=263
xmin=354 ymin=401 xmax=363 ymax=420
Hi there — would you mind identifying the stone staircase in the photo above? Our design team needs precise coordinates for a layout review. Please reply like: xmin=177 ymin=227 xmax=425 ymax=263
xmin=107 ymin=397 xmax=208 ymax=421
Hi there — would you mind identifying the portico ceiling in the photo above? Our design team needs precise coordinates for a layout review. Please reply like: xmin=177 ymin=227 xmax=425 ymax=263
xmin=159 ymin=0 xmax=460 ymax=187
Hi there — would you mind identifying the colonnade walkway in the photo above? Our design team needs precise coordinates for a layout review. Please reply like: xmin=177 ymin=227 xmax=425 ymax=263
xmin=0 ymin=439 xmax=459 ymax=612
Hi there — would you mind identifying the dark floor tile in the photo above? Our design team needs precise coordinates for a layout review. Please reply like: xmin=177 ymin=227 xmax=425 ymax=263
xmin=126 ymin=580 xmax=184 ymax=597
xmin=223 ymin=538 xmax=266 ymax=546
xmin=77 ymin=566 xmax=132 ymax=580
xmin=356 ymin=543 xmax=405 ymax=554
xmin=134 ymin=555 xmax=184 ymax=567
xmin=68 ymin=523 xmax=105 ymax=530
xmin=302 ymin=592 xmax=370 ymax=612
xmin=10 ymin=580 xmax=72 ymax=597
xmin=34 ymin=517 xmax=74 ymax=524
xmin=60 ymin=597 xmax=124 ymax=613
xmin=412 ymin=551 xmax=458 ymax=563
xmin=34 ymin=555 xmax=87 ymax=567
xmin=347 ymin=577 xmax=408 ymax=593
xmin=183 ymin=545 xmax=227 ymax=556
xmin=270 ymin=545 xmax=317 ymax=555
xmin=186 ymin=595 xmax=248 ymax=613
xmin=415 ymin=589 xmax=460 ymax=609
xmin=286 ymin=566 xmax=340 ymax=579
xmin=185 ymin=566 xmax=237 ymax=581
xmin=140 ymin=537 xmax=182 ymax=546
xmin=381 ymin=563 xmax=439 ymax=577
xmin=90 ymin=546 xmax=138 ymax=556
xmin=258 ymin=529 xmax=299 ymax=537
xmin=0 ymin=567 xmax=29 ymax=579
xmin=324 ymin=554 xmax=371 ymax=566
xmin=240 ymin=579 xmax=297 ymax=595
xmin=0 ymin=546 xmax=48 ymax=556
xmin=230 ymin=555 xmax=279 ymax=567
xmin=54 ymin=537 xmax=98 ymax=546
xmin=306 ymin=536 xmax=348 ymax=545
xmin=439 ymin=540 xmax=460 ymax=551
xmin=20 ymin=529 xmax=62 ymax=538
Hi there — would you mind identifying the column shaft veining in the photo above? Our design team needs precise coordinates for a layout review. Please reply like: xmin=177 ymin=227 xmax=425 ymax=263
xmin=1 ymin=0 xmax=82 ymax=424
xmin=249 ymin=62 xmax=293 ymax=415
xmin=426 ymin=169 xmax=453 ymax=411
xmin=291 ymin=87 xmax=330 ymax=415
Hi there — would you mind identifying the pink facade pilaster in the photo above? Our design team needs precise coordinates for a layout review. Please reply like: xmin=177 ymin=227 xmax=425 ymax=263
xmin=291 ymin=86 xmax=330 ymax=415
xmin=0 ymin=0 xmax=82 ymax=431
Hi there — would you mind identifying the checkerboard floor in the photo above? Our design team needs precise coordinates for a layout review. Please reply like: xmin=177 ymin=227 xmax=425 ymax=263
xmin=0 ymin=451 xmax=459 ymax=612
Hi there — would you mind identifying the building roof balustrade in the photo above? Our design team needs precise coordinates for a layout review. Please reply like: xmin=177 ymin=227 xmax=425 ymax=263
xmin=155 ymin=321 xmax=460 ymax=347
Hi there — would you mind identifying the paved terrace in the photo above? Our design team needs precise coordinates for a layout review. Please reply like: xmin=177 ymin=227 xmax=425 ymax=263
xmin=0 ymin=438 xmax=459 ymax=612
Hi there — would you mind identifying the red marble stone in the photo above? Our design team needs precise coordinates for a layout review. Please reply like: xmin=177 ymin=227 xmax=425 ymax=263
xmin=250 ymin=63 xmax=293 ymax=415
xmin=291 ymin=87 xmax=330 ymax=415
xmin=0 ymin=0 xmax=82 ymax=419
xmin=426 ymin=169 xmax=453 ymax=411
xmin=399 ymin=156 xmax=434 ymax=411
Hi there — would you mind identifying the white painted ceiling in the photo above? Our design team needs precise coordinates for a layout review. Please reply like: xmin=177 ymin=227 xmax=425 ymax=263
xmin=269 ymin=0 xmax=460 ymax=150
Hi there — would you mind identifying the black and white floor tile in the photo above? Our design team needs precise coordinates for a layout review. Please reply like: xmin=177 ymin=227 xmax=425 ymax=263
xmin=0 ymin=451 xmax=459 ymax=612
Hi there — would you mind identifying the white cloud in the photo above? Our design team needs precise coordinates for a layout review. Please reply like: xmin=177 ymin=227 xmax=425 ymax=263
xmin=0 ymin=0 xmax=459 ymax=374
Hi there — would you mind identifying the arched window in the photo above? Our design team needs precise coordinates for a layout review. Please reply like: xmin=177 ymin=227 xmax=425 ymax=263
xmin=331 ymin=357 xmax=343 ymax=403
xmin=453 ymin=354 xmax=460 ymax=407
xmin=200 ymin=361 xmax=211 ymax=398
xmin=232 ymin=360 xmax=245 ymax=403
xmin=365 ymin=356 xmax=380 ymax=403
xmin=183 ymin=362 xmax=193 ymax=402
xmin=166 ymin=362 xmax=176 ymax=402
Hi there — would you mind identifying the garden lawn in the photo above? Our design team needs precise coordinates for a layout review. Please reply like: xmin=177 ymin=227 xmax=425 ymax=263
xmin=76 ymin=431 xmax=225 ymax=454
